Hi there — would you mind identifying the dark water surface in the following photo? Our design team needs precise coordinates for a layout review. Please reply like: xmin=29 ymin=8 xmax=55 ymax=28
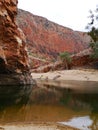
xmin=0 ymin=84 xmax=98 ymax=130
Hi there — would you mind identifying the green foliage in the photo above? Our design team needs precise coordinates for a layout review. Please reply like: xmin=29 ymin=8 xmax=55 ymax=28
xmin=90 ymin=42 xmax=98 ymax=59
xmin=88 ymin=27 xmax=98 ymax=42
xmin=59 ymin=51 xmax=72 ymax=70
xmin=86 ymin=5 xmax=98 ymax=60
xmin=86 ymin=5 xmax=98 ymax=41
xmin=59 ymin=51 xmax=72 ymax=63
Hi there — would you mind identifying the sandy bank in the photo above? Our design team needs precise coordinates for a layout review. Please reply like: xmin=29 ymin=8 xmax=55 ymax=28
xmin=0 ymin=123 xmax=79 ymax=130
xmin=32 ymin=69 xmax=98 ymax=82
xmin=32 ymin=69 xmax=98 ymax=93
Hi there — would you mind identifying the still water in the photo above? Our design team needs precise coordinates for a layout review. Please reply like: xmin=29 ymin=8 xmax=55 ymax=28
xmin=0 ymin=84 xmax=98 ymax=130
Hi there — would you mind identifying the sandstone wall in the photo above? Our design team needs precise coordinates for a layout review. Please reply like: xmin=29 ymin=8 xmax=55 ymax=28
xmin=0 ymin=0 xmax=33 ymax=85
xmin=17 ymin=9 xmax=92 ymax=69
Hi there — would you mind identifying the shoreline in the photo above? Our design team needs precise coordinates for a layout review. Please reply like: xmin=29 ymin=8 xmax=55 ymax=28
xmin=0 ymin=122 xmax=79 ymax=130
xmin=32 ymin=69 xmax=98 ymax=82
xmin=32 ymin=69 xmax=98 ymax=93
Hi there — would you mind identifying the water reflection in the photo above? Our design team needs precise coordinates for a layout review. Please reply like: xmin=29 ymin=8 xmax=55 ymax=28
xmin=59 ymin=116 xmax=93 ymax=130
xmin=0 ymin=85 xmax=33 ymax=106
xmin=0 ymin=85 xmax=98 ymax=129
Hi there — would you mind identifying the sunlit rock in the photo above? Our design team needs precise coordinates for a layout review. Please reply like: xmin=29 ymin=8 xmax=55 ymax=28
xmin=0 ymin=0 xmax=33 ymax=85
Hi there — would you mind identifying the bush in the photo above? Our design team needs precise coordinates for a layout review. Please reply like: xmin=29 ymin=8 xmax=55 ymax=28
xmin=90 ymin=42 xmax=98 ymax=59
xmin=59 ymin=51 xmax=72 ymax=69
xmin=59 ymin=52 xmax=72 ymax=62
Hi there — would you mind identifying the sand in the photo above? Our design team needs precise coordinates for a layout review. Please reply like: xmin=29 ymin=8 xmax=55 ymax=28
xmin=32 ymin=69 xmax=98 ymax=82
xmin=0 ymin=123 xmax=79 ymax=130
xmin=32 ymin=69 xmax=98 ymax=93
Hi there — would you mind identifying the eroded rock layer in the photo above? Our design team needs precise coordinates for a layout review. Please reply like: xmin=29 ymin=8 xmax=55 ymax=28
xmin=17 ymin=9 xmax=92 ymax=69
xmin=0 ymin=0 xmax=33 ymax=85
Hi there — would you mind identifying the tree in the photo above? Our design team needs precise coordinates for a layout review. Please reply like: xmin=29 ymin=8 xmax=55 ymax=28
xmin=86 ymin=5 xmax=98 ymax=60
xmin=59 ymin=51 xmax=72 ymax=69
xmin=90 ymin=42 xmax=98 ymax=59
xmin=86 ymin=5 xmax=98 ymax=36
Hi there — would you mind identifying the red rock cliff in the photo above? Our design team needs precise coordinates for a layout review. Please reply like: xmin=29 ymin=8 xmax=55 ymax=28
xmin=0 ymin=0 xmax=33 ymax=85
xmin=17 ymin=9 xmax=92 ymax=69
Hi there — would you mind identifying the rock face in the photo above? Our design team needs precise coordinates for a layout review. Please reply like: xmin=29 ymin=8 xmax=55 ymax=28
xmin=17 ymin=9 xmax=92 ymax=69
xmin=0 ymin=0 xmax=33 ymax=85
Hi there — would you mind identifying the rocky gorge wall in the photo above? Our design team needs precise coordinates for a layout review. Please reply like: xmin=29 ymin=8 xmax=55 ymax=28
xmin=0 ymin=0 xmax=33 ymax=85
xmin=17 ymin=9 xmax=92 ymax=69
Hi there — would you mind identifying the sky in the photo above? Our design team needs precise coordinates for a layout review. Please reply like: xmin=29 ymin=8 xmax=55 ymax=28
xmin=18 ymin=0 xmax=98 ymax=32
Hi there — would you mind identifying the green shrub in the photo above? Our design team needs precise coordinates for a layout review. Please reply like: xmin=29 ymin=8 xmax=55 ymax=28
xmin=59 ymin=51 xmax=72 ymax=62
xmin=90 ymin=42 xmax=98 ymax=59
xmin=59 ymin=51 xmax=72 ymax=69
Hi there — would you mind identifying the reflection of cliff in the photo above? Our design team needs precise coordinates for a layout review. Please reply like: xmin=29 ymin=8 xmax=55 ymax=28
xmin=16 ymin=9 xmax=92 ymax=68
xmin=62 ymin=93 xmax=98 ymax=129
xmin=30 ymin=86 xmax=98 ymax=113
xmin=69 ymin=94 xmax=98 ymax=113
xmin=0 ymin=85 xmax=98 ymax=129
xmin=0 ymin=0 xmax=33 ymax=85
